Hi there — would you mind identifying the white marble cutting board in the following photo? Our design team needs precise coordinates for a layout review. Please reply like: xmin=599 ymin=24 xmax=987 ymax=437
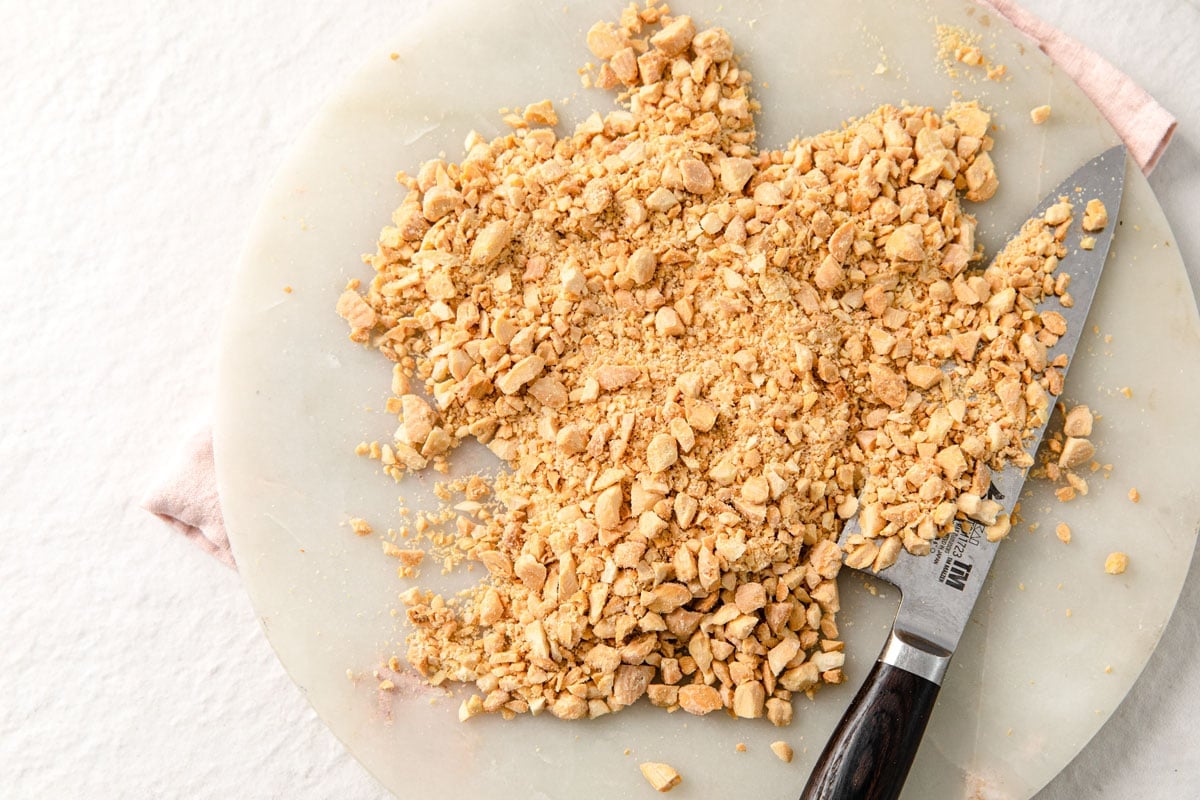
xmin=215 ymin=1 xmax=1200 ymax=797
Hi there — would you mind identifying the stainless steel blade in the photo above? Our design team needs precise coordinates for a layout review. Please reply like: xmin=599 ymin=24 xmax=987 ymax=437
xmin=839 ymin=144 xmax=1127 ymax=666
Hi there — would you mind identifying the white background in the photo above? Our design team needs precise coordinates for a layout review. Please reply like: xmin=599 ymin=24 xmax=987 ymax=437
xmin=3 ymin=0 xmax=1198 ymax=797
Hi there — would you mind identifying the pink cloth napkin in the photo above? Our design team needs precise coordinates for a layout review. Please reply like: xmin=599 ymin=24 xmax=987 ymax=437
xmin=142 ymin=4 xmax=1176 ymax=568
xmin=142 ymin=427 xmax=236 ymax=569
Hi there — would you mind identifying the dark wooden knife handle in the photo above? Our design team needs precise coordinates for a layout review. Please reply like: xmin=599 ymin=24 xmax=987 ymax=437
xmin=799 ymin=660 xmax=941 ymax=800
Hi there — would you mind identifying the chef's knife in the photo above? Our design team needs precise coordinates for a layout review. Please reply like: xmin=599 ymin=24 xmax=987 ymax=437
xmin=800 ymin=144 xmax=1127 ymax=800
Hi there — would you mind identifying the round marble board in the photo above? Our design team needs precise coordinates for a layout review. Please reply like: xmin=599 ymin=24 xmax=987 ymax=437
xmin=216 ymin=0 xmax=1200 ymax=797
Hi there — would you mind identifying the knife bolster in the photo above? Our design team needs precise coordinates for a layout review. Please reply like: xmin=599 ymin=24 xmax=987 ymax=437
xmin=879 ymin=630 xmax=952 ymax=686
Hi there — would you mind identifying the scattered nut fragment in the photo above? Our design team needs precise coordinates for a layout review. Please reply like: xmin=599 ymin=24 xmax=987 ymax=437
xmin=1062 ymin=406 xmax=1093 ymax=437
xmin=1128 ymin=487 xmax=1141 ymax=503
xmin=655 ymin=307 xmax=686 ymax=336
xmin=522 ymin=99 xmax=558 ymax=126
xmin=383 ymin=542 xmax=425 ymax=568
xmin=1105 ymin=552 xmax=1129 ymax=575
xmin=732 ymin=681 xmax=766 ymax=718
xmin=770 ymin=741 xmax=794 ymax=763
xmin=348 ymin=518 xmax=373 ymax=536
xmin=1030 ymin=105 xmax=1052 ymax=125
xmin=884 ymin=223 xmax=926 ymax=262
xmin=1059 ymin=437 xmax=1096 ymax=469
xmin=678 ymin=684 xmax=723 ymax=715
xmin=1055 ymin=522 xmax=1071 ymax=544
xmin=646 ymin=433 xmax=679 ymax=472
xmin=719 ymin=157 xmax=755 ymax=193
xmin=469 ymin=220 xmax=513 ymax=266
xmin=1082 ymin=199 xmax=1109 ymax=232
xmin=649 ymin=14 xmax=696 ymax=56
xmin=645 ymin=186 xmax=680 ymax=213
xmin=623 ymin=247 xmax=658 ymax=286
xmin=398 ymin=394 xmax=438 ymax=446
xmin=336 ymin=290 xmax=377 ymax=343
xmin=679 ymin=158 xmax=714 ymax=194
xmin=422 ymin=186 xmax=463 ymax=222
xmin=639 ymin=762 xmax=682 ymax=793
xmin=495 ymin=355 xmax=546 ymax=395
xmin=595 ymin=484 xmax=624 ymax=529
xmin=1044 ymin=201 xmax=1073 ymax=226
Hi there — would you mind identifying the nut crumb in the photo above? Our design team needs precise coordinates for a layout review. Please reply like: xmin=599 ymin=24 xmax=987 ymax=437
xmin=770 ymin=740 xmax=794 ymax=763
xmin=639 ymin=762 xmax=681 ymax=793
xmin=1128 ymin=487 xmax=1140 ymax=503
xmin=1059 ymin=437 xmax=1095 ymax=469
xmin=1082 ymin=198 xmax=1109 ymax=232
xmin=1104 ymin=552 xmax=1129 ymax=575
xmin=1062 ymin=406 xmax=1093 ymax=437
xmin=735 ymin=742 xmax=747 ymax=752
xmin=1030 ymin=105 xmax=1051 ymax=124
xmin=349 ymin=518 xmax=373 ymax=536
xmin=1055 ymin=522 xmax=1071 ymax=544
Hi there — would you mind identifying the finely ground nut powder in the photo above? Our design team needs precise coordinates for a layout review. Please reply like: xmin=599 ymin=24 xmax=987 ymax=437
xmin=338 ymin=3 xmax=1079 ymax=724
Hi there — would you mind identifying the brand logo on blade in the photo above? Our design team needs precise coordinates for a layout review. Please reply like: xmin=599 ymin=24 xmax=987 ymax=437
xmin=940 ymin=558 xmax=973 ymax=591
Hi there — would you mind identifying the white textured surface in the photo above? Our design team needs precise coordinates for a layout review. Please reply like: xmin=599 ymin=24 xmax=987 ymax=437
xmin=1 ymin=1 xmax=1196 ymax=798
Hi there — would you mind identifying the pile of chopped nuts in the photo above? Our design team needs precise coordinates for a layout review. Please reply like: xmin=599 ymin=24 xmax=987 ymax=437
xmin=338 ymin=3 xmax=1080 ymax=724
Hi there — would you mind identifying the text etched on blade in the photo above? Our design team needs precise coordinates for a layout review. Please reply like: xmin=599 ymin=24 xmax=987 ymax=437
xmin=940 ymin=559 xmax=973 ymax=591
xmin=934 ymin=511 xmax=988 ymax=592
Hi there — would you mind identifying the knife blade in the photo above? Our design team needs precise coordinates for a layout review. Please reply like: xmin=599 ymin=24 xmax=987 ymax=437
xmin=800 ymin=143 xmax=1127 ymax=800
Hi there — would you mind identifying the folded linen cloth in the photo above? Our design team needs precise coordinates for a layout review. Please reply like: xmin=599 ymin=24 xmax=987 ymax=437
xmin=142 ymin=427 xmax=236 ymax=568
xmin=140 ymin=2 xmax=1176 ymax=568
